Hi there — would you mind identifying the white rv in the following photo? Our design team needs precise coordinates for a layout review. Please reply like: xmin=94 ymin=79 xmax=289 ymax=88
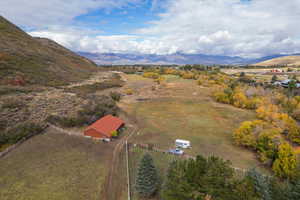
xmin=175 ymin=139 xmax=191 ymax=149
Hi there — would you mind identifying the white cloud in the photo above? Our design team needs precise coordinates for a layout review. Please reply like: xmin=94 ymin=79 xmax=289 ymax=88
xmin=0 ymin=0 xmax=141 ymax=28
xmin=6 ymin=0 xmax=300 ymax=57
xmin=134 ymin=0 xmax=300 ymax=57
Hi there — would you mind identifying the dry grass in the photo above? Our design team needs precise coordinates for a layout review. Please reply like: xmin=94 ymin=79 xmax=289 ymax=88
xmin=122 ymin=74 xmax=265 ymax=171
xmin=0 ymin=128 xmax=113 ymax=200
xmin=254 ymin=56 xmax=300 ymax=66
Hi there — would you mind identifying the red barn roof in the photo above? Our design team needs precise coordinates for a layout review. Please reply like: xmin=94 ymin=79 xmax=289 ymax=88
xmin=84 ymin=115 xmax=124 ymax=138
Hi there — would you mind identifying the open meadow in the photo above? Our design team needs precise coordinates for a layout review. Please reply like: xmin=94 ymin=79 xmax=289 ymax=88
xmin=0 ymin=127 xmax=113 ymax=200
xmin=121 ymin=74 xmax=265 ymax=171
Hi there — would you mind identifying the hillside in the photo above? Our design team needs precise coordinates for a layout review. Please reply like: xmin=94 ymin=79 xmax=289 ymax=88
xmin=254 ymin=55 xmax=300 ymax=66
xmin=0 ymin=16 xmax=98 ymax=86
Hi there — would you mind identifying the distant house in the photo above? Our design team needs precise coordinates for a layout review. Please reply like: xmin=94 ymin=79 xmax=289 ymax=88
xmin=84 ymin=115 xmax=125 ymax=139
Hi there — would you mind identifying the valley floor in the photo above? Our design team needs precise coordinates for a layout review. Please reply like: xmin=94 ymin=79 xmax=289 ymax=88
xmin=120 ymin=74 xmax=263 ymax=170
xmin=0 ymin=73 xmax=268 ymax=200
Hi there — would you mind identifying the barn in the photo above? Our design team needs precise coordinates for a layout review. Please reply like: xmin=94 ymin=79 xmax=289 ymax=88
xmin=84 ymin=115 xmax=125 ymax=139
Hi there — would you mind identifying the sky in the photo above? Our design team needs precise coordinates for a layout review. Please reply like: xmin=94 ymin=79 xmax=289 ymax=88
xmin=0 ymin=0 xmax=300 ymax=58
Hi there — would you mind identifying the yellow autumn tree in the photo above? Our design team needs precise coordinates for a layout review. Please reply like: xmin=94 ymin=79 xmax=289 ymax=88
xmin=277 ymin=113 xmax=300 ymax=144
xmin=256 ymin=128 xmax=281 ymax=162
xmin=232 ymin=91 xmax=248 ymax=108
xmin=233 ymin=120 xmax=266 ymax=148
xmin=213 ymin=91 xmax=231 ymax=104
xmin=256 ymin=104 xmax=280 ymax=122
xmin=272 ymin=142 xmax=297 ymax=179
xmin=143 ymin=72 xmax=160 ymax=79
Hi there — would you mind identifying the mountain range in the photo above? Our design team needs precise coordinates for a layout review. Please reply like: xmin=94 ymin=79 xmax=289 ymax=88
xmin=78 ymin=52 xmax=300 ymax=66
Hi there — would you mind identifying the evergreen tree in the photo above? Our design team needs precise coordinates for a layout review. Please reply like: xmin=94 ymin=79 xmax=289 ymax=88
xmin=135 ymin=154 xmax=159 ymax=198
xmin=247 ymin=168 xmax=272 ymax=200
xmin=290 ymin=180 xmax=300 ymax=200
xmin=162 ymin=160 xmax=194 ymax=200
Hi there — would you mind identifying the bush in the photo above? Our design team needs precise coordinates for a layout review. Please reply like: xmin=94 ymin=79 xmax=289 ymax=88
xmin=46 ymin=115 xmax=86 ymax=127
xmin=143 ymin=72 xmax=160 ymax=79
xmin=2 ymin=98 xmax=25 ymax=109
xmin=0 ymin=119 xmax=7 ymax=131
xmin=272 ymin=142 xmax=297 ymax=179
xmin=111 ymin=130 xmax=118 ymax=138
xmin=0 ymin=122 xmax=44 ymax=148
xmin=125 ymin=88 xmax=134 ymax=95
xmin=110 ymin=92 xmax=121 ymax=101
xmin=233 ymin=120 xmax=266 ymax=148
xmin=47 ymin=95 xmax=119 ymax=127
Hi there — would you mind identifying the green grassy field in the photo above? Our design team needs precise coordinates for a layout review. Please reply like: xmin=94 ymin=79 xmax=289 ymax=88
xmin=123 ymin=74 xmax=264 ymax=171
xmin=0 ymin=128 xmax=113 ymax=200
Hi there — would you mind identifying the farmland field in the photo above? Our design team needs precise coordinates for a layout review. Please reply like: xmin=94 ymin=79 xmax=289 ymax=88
xmin=0 ymin=127 xmax=113 ymax=200
xmin=121 ymin=74 xmax=265 ymax=171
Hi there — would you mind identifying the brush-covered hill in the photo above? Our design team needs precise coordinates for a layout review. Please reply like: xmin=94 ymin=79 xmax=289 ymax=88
xmin=254 ymin=55 xmax=300 ymax=67
xmin=0 ymin=16 xmax=98 ymax=86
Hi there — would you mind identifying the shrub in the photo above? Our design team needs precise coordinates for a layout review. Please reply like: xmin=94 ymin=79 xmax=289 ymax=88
xmin=47 ymin=95 xmax=119 ymax=127
xmin=0 ymin=122 xmax=44 ymax=148
xmin=110 ymin=92 xmax=121 ymax=101
xmin=111 ymin=130 xmax=118 ymax=138
xmin=272 ymin=142 xmax=297 ymax=179
xmin=0 ymin=119 xmax=7 ymax=131
xmin=233 ymin=120 xmax=266 ymax=148
xmin=181 ymin=72 xmax=196 ymax=79
xmin=2 ymin=98 xmax=25 ymax=109
xmin=143 ymin=72 xmax=160 ymax=79
xmin=125 ymin=88 xmax=134 ymax=95
xmin=256 ymin=128 xmax=281 ymax=162
xmin=213 ymin=91 xmax=231 ymax=104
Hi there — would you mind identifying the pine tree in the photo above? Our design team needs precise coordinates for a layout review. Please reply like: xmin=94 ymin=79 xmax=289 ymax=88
xmin=247 ymin=168 xmax=272 ymax=200
xmin=135 ymin=154 xmax=159 ymax=198
xmin=290 ymin=180 xmax=300 ymax=200
xmin=162 ymin=160 xmax=194 ymax=200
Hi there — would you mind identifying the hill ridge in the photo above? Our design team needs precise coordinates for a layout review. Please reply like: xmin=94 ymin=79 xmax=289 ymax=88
xmin=0 ymin=15 xmax=98 ymax=86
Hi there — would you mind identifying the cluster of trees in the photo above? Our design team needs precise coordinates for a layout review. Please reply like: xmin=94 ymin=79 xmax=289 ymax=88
xmin=143 ymin=72 xmax=160 ymax=79
xmin=142 ymin=72 xmax=165 ymax=85
xmin=233 ymin=120 xmax=298 ymax=178
xmin=213 ymin=85 xmax=264 ymax=109
xmin=206 ymin=72 xmax=300 ymax=179
xmin=197 ymin=73 xmax=234 ymax=87
xmin=0 ymin=122 xmax=44 ymax=150
xmin=135 ymin=153 xmax=300 ymax=200
xmin=162 ymin=155 xmax=300 ymax=200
